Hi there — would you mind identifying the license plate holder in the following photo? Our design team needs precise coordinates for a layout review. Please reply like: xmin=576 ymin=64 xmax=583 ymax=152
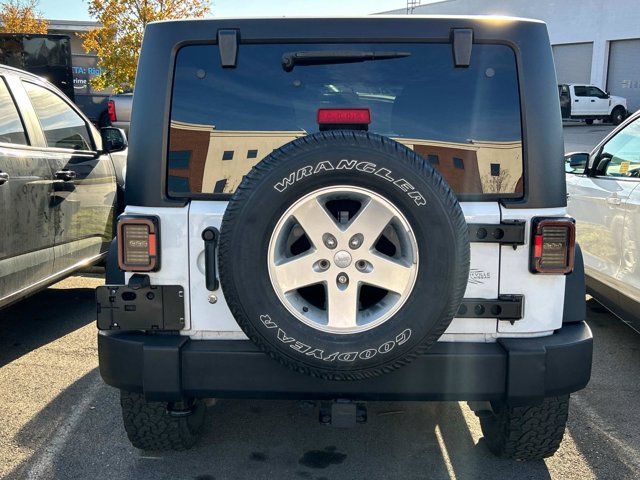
xmin=96 ymin=285 xmax=185 ymax=331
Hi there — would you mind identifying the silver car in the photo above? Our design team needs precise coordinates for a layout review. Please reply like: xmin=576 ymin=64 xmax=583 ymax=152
xmin=566 ymin=110 xmax=640 ymax=329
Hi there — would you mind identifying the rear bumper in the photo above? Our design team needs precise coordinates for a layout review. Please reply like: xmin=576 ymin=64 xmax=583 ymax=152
xmin=98 ymin=322 xmax=592 ymax=405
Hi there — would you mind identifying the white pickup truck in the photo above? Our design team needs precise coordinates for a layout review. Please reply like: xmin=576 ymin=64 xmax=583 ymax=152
xmin=559 ymin=84 xmax=627 ymax=125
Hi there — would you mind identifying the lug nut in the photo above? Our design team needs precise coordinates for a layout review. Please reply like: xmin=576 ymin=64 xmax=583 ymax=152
xmin=318 ymin=259 xmax=330 ymax=271
xmin=349 ymin=233 xmax=364 ymax=249
xmin=337 ymin=273 xmax=349 ymax=285
xmin=355 ymin=260 xmax=367 ymax=272
xmin=323 ymin=233 xmax=337 ymax=249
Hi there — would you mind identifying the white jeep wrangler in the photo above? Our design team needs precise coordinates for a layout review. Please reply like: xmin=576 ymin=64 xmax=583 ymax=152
xmin=97 ymin=17 xmax=592 ymax=460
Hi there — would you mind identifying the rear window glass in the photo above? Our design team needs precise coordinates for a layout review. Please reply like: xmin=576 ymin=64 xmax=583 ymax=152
xmin=169 ymin=43 xmax=523 ymax=198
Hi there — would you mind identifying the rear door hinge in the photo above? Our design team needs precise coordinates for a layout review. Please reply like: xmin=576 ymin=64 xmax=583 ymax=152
xmin=468 ymin=220 xmax=525 ymax=246
xmin=217 ymin=29 xmax=239 ymax=68
xmin=451 ymin=28 xmax=473 ymax=67
xmin=457 ymin=295 xmax=524 ymax=322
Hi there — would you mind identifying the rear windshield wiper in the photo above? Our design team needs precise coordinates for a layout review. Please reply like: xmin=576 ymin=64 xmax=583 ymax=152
xmin=282 ymin=50 xmax=411 ymax=72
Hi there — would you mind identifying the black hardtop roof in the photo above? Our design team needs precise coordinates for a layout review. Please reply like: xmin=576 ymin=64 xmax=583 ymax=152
xmin=149 ymin=14 xmax=544 ymax=26
xmin=143 ymin=15 xmax=546 ymax=42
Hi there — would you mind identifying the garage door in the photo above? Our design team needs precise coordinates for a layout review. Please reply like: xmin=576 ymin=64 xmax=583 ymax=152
xmin=552 ymin=43 xmax=593 ymax=84
xmin=607 ymin=39 xmax=640 ymax=113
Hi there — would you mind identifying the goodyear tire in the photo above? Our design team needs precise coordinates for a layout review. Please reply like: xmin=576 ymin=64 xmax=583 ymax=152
xmin=219 ymin=131 xmax=469 ymax=380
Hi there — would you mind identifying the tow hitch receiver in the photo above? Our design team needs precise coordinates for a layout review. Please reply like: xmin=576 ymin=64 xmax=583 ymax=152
xmin=319 ymin=400 xmax=367 ymax=428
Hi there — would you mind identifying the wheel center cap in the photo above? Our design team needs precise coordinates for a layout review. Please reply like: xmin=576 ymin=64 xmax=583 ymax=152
xmin=334 ymin=250 xmax=352 ymax=268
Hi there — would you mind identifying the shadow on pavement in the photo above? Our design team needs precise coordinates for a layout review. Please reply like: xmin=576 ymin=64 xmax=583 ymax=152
xmin=566 ymin=309 xmax=640 ymax=478
xmin=0 ymin=277 xmax=99 ymax=368
xmin=7 ymin=374 xmax=556 ymax=480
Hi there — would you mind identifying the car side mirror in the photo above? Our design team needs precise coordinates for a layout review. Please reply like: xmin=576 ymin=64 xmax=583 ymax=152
xmin=101 ymin=127 xmax=128 ymax=153
xmin=565 ymin=152 xmax=589 ymax=174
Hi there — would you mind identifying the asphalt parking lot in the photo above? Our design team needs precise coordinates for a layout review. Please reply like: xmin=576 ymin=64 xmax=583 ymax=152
xmin=1 ymin=124 xmax=637 ymax=480
xmin=563 ymin=122 xmax=614 ymax=153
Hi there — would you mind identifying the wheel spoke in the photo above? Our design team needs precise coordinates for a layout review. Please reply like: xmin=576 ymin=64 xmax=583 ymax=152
xmin=346 ymin=198 xmax=395 ymax=247
xmin=326 ymin=284 xmax=359 ymax=329
xmin=362 ymin=254 xmax=414 ymax=294
xmin=272 ymin=253 xmax=321 ymax=292
xmin=289 ymin=198 xmax=338 ymax=247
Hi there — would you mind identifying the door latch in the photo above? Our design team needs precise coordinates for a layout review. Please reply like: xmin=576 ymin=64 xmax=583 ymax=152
xmin=202 ymin=227 xmax=220 ymax=291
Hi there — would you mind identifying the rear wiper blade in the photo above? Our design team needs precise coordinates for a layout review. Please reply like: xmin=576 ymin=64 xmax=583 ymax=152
xmin=282 ymin=50 xmax=411 ymax=72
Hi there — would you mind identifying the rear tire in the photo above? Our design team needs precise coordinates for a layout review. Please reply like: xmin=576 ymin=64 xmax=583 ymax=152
xmin=120 ymin=391 xmax=205 ymax=451
xmin=585 ymin=119 xmax=594 ymax=125
xmin=610 ymin=106 xmax=626 ymax=126
xmin=478 ymin=395 xmax=569 ymax=460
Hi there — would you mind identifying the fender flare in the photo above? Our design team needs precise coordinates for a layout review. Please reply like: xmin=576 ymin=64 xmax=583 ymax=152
xmin=562 ymin=243 xmax=585 ymax=324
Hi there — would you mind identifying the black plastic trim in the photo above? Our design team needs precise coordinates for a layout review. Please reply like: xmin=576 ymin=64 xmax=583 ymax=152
xmin=562 ymin=243 xmax=586 ymax=323
xmin=98 ymin=322 xmax=592 ymax=403
xmin=126 ymin=17 xmax=565 ymax=210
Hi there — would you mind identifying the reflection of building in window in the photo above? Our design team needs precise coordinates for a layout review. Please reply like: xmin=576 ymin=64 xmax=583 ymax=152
xmin=167 ymin=121 xmax=523 ymax=196
xmin=167 ymin=150 xmax=192 ymax=193
xmin=405 ymin=138 xmax=522 ymax=195
xmin=167 ymin=121 xmax=213 ymax=193
xmin=169 ymin=120 xmax=306 ymax=194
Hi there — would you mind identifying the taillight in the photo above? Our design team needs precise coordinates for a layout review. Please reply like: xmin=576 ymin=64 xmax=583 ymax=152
xmin=530 ymin=218 xmax=576 ymax=274
xmin=117 ymin=216 xmax=159 ymax=271
xmin=317 ymin=108 xmax=371 ymax=129
xmin=107 ymin=100 xmax=117 ymax=122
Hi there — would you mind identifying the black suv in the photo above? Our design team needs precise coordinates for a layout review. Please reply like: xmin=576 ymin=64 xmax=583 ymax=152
xmin=97 ymin=17 xmax=592 ymax=460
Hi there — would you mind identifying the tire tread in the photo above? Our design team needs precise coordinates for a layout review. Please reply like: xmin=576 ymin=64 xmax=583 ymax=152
xmin=120 ymin=391 xmax=204 ymax=451
xmin=479 ymin=395 xmax=570 ymax=460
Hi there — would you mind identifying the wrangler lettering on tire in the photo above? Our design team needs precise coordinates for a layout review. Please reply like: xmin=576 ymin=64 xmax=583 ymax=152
xmin=219 ymin=131 xmax=469 ymax=380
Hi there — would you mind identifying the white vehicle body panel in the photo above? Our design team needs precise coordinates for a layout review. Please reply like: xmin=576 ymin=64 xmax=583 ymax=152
xmin=123 ymin=200 xmax=568 ymax=342
xmin=619 ymin=184 xmax=640 ymax=304
xmin=498 ymin=207 xmax=567 ymax=335
xmin=124 ymin=206 xmax=191 ymax=329
xmin=566 ymin=174 xmax=636 ymax=283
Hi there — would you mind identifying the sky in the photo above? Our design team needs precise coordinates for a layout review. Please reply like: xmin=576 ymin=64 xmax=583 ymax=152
xmin=36 ymin=0 xmax=431 ymax=22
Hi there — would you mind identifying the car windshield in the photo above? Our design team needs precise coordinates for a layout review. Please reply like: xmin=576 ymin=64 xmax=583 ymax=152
xmin=168 ymin=42 xmax=523 ymax=198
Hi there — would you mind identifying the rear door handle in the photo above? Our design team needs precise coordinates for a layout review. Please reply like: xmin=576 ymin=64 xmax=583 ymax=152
xmin=591 ymin=99 xmax=596 ymax=102
xmin=55 ymin=170 xmax=77 ymax=181
xmin=607 ymin=196 xmax=621 ymax=206
xmin=0 ymin=172 xmax=8 ymax=185
xmin=202 ymin=227 xmax=220 ymax=291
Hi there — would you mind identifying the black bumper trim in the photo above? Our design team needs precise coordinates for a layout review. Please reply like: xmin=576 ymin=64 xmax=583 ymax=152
xmin=98 ymin=322 xmax=592 ymax=404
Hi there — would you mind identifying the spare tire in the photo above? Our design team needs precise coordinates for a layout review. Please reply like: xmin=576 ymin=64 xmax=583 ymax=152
xmin=219 ymin=131 xmax=469 ymax=380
